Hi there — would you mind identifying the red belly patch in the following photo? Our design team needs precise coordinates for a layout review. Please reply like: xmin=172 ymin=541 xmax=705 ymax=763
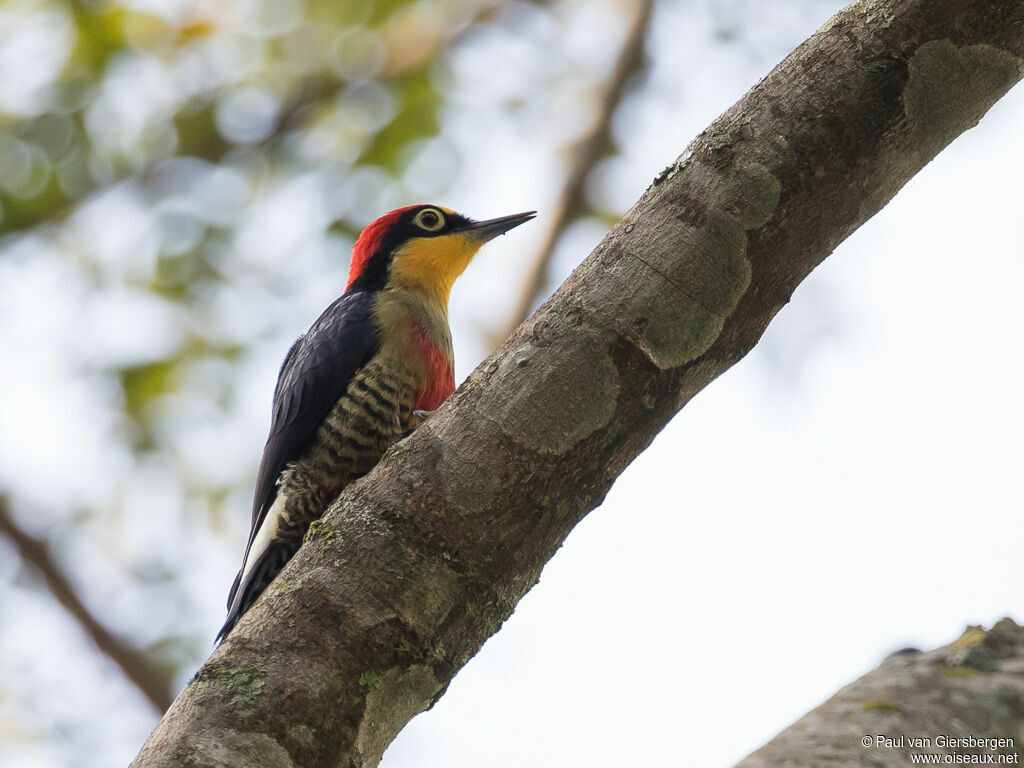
xmin=412 ymin=322 xmax=455 ymax=412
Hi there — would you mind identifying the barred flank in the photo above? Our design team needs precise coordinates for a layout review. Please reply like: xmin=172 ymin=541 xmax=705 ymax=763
xmin=276 ymin=357 xmax=418 ymax=556
xmin=222 ymin=356 xmax=422 ymax=634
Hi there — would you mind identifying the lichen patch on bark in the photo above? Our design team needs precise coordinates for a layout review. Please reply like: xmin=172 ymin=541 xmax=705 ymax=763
xmin=389 ymin=555 xmax=461 ymax=635
xmin=903 ymin=40 xmax=1022 ymax=156
xmin=860 ymin=39 xmax=1022 ymax=221
xmin=711 ymin=163 xmax=781 ymax=230
xmin=192 ymin=664 xmax=267 ymax=716
xmin=434 ymin=438 xmax=500 ymax=511
xmin=304 ymin=519 xmax=337 ymax=542
xmin=596 ymin=159 xmax=777 ymax=369
xmin=476 ymin=336 xmax=618 ymax=454
xmin=859 ymin=0 xmax=894 ymax=28
xmin=190 ymin=729 xmax=295 ymax=768
xmin=355 ymin=665 xmax=441 ymax=767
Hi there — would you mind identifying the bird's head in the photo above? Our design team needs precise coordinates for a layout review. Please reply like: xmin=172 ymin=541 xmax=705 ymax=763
xmin=346 ymin=205 xmax=535 ymax=304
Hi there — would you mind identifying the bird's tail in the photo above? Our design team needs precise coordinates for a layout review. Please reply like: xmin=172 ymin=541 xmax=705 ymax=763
xmin=216 ymin=547 xmax=287 ymax=643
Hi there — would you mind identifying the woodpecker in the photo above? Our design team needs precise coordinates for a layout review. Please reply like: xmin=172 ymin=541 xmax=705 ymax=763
xmin=218 ymin=204 xmax=535 ymax=641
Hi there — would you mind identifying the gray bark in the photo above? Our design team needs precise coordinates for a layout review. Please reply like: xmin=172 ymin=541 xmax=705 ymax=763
xmin=132 ymin=0 xmax=1024 ymax=765
xmin=736 ymin=619 xmax=1024 ymax=767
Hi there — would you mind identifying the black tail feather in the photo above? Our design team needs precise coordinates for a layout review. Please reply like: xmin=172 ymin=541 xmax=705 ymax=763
xmin=216 ymin=548 xmax=287 ymax=643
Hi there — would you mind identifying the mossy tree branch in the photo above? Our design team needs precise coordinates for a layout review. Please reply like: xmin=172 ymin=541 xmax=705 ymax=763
xmin=735 ymin=619 xmax=1024 ymax=767
xmin=133 ymin=0 xmax=1024 ymax=765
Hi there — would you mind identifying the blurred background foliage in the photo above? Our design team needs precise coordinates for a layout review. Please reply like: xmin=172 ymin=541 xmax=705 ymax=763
xmin=0 ymin=0 xmax=868 ymax=764
xmin=0 ymin=0 xmax=643 ymax=762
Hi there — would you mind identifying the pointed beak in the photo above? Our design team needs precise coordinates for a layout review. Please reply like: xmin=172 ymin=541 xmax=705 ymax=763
xmin=460 ymin=211 xmax=536 ymax=241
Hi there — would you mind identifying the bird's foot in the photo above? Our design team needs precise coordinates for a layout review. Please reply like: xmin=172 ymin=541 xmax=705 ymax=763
xmin=400 ymin=409 xmax=435 ymax=439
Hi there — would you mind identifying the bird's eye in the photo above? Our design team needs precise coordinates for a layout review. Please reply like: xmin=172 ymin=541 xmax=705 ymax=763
xmin=414 ymin=208 xmax=445 ymax=232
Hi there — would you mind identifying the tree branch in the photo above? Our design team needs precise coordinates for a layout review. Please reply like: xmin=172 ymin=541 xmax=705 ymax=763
xmin=488 ymin=0 xmax=656 ymax=347
xmin=0 ymin=498 xmax=174 ymax=714
xmin=734 ymin=619 xmax=1024 ymax=767
xmin=133 ymin=0 xmax=1024 ymax=765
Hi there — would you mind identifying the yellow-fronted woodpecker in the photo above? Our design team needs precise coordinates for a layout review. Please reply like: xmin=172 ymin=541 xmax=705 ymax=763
xmin=219 ymin=205 xmax=535 ymax=641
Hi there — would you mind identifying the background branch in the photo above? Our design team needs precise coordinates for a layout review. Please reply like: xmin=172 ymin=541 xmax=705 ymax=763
xmin=0 ymin=498 xmax=174 ymax=714
xmin=734 ymin=619 xmax=1024 ymax=767
xmin=487 ymin=0 xmax=656 ymax=347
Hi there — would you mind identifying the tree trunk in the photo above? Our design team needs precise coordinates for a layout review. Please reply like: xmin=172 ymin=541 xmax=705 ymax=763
xmin=735 ymin=619 xmax=1024 ymax=767
xmin=132 ymin=0 xmax=1024 ymax=765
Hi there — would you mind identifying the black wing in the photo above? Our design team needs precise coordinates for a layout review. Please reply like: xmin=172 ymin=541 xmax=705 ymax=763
xmin=226 ymin=290 xmax=378 ymax=610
